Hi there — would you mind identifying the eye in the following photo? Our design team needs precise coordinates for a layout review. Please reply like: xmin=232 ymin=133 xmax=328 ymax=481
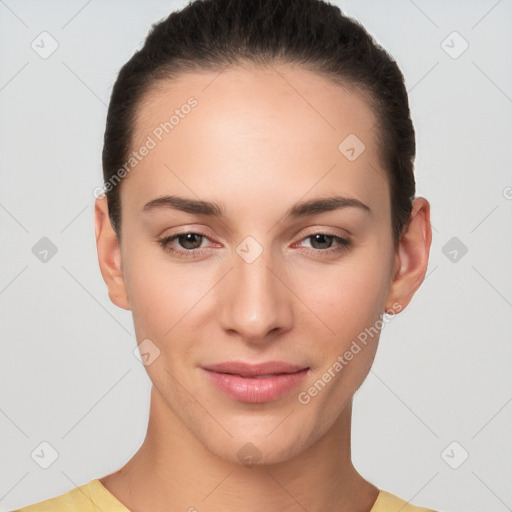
xmin=173 ymin=233 xmax=204 ymax=250
xmin=158 ymin=232 xmax=213 ymax=257
xmin=295 ymin=232 xmax=352 ymax=255
xmin=158 ymin=230 xmax=352 ymax=259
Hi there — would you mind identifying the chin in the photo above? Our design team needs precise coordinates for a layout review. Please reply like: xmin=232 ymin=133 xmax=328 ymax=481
xmin=197 ymin=418 xmax=315 ymax=467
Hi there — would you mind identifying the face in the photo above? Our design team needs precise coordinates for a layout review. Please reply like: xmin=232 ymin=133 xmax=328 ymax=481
xmin=97 ymin=64 xmax=423 ymax=466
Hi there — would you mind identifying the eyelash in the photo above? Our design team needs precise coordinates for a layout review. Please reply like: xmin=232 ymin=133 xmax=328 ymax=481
xmin=157 ymin=231 xmax=352 ymax=258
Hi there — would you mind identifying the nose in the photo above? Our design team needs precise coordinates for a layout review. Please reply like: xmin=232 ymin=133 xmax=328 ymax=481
xmin=217 ymin=245 xmax=294 ymax=345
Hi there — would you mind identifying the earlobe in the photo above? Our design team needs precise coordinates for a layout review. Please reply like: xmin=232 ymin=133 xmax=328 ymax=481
xmin=385 ymin=197 xmax=432 ymax=313
xmin=94 ymin=196 xmax=131 ymax=311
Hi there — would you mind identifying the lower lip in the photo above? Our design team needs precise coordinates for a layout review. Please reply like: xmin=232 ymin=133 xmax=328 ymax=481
xmin=202 ymin=368 xmax=309 ymax=403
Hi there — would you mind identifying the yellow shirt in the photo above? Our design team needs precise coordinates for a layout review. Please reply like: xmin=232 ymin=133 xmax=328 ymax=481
xmin=12 ymin=478 xmax=438 ymax=511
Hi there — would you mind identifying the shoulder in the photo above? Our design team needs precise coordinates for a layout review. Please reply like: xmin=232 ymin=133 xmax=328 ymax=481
xmin=371 ymin=489 xmax=439 ymax=512
xmin=11 ymin=478 xmax=126 ymax=512
xmin=11 ymin=483 xmax=93 ymax=512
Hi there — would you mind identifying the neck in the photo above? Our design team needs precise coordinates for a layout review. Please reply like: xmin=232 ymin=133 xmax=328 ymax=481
xmin=100 ymin=385 xmax=379 ymax=512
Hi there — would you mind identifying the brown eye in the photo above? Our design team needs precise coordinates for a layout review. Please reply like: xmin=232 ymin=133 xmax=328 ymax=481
xmin=308 ymin=234 xmax=336 ymax=250
xmin=176 ymin=233 xmax=204 ymax=250
xmin=158 ymin=232 xmax=210 ymax=256
xmin=295 ymin=232 xmax=352 ymax=256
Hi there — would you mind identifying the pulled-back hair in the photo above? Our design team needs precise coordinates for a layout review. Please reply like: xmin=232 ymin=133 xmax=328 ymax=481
xmin=102 ymin=0 xmax=416 ymax=245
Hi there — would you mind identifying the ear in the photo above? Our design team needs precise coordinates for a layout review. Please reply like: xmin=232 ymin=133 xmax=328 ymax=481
xmin=385 ymin=197 xmax=432 ymax=313
xmin=94 ymin=196 xmax=131 ymax=310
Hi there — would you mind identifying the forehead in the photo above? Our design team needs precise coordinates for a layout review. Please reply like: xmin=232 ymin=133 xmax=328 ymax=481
xmin=124 ymin=64 xmax=389 ymax=221
xmin=134 ymin=64 xmax=379 ymax=149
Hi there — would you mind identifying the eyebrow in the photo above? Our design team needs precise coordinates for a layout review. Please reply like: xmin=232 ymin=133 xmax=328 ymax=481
xmin=142 ymin=194 xmax=372 ymax=218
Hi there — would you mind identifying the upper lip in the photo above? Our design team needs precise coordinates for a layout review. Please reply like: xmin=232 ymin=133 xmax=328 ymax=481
xmin=202 ymin=361 xmax=308 ymax=377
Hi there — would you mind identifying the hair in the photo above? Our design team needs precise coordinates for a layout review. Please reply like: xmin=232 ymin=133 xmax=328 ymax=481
xmin=102 ymin=0 xmax=416 ymax=246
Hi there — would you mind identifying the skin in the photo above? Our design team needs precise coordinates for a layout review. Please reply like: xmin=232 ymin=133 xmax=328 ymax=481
xmin=94 ymin=63 xmax=431 ymax=512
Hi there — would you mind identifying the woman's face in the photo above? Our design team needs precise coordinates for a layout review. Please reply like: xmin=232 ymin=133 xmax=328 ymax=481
xmin=106 ymin=64 xmax=404 ymax=464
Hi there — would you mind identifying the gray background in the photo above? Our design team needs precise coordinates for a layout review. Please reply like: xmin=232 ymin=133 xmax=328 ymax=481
xmin=1 ymin=1 xmax=511 ymax=511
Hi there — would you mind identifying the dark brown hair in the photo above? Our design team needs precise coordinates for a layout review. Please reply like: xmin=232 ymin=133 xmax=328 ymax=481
xmin=102 ymin=0 xmax=416 ymax=245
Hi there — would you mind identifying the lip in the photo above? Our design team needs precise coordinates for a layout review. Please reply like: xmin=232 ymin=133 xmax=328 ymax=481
xmin=201 ymin=361 xmax=310 ymax=403
xmin=203 ymin=361 xmax=307 ymax=377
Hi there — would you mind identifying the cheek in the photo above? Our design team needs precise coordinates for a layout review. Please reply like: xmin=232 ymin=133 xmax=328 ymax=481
xmin=295 ymin=252 xmax=392 ymax=342
xmin=293 ymin=260 xmax=390 ymax=422
xmin=121 ymin=244 xmax=178 ymax=336
xmin=121 ymin=243 xmax=218 ymax=343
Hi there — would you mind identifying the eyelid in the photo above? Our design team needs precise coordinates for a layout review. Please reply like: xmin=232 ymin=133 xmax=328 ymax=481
xmin=158 ymin=225 xmax=217 ymax=241
xmin=159 ymin=226 xmax=350 ymax=246
xmin=160 ymin=229 xmax=219 ymax=247
xmin=291 ymin=226 xmax=352 ymax=243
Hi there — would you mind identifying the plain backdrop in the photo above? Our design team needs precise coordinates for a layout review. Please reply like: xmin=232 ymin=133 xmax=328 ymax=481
xmin=1 ymin=1 xmax=511 ymax=511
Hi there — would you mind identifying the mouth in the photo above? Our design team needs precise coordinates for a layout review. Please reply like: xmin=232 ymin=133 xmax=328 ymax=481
xmin=201 ymin=361 xmax=310 ymax=403
xmin=202 ymin=361 xmax=308 ymax=376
